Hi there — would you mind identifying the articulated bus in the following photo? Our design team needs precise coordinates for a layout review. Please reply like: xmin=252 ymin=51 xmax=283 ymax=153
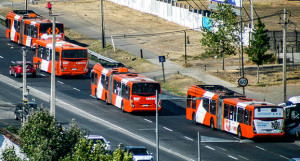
xmin=91 ymin=63 xmax=161 ymax=112
xmin=33 ymin=39 xmax=89 ymax=76
xmin=186 ymin=85 xmax=285 ymax=139
xmin=5 ymin=10 xmax=64 ymax=48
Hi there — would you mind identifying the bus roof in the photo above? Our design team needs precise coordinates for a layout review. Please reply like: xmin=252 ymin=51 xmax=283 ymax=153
xmin=288 ymin=96 xmax=300 ymax=104
xmin=224 ymin=97 xmax=278 ymax=108
xmin=36 ymin=39 xmax=87 ymax=50
xmin=116 ymin=73 xmax=157 ymax=84
xmin=189 ymin=85 xmax=245 ymax=99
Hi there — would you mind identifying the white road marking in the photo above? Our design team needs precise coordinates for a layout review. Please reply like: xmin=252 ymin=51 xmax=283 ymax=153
xmin=41 ymin=74 xmax=46 ymax=77
xmin=255 ymin=146 xmax=266 ymax=151
xmin=90 ymin=95 xmax=96 ymax=98
xmin=73 ymin=88 xmax=80 ymax=91
xmin=163 ymin=127 xmax=173 ymax=132
xmin=205 ymin=146 xmax=215 ymax=150
xmin=228 ymin=155 xmax=238 ymax=160
xmin=184 ymin=136 xmax=193 ymax=141
xmin=279 ymin=155 xmax=289 ymax=160
xmin=0 ymin=56 xmax=3 ymax=58
xmin=238 ymin=155 xmax=249 ymax=160
xmin=144 ymin=119 xmax=152 ymax=123
xmin=57 ymin=81 xmax=64 ymax=84
xmin=216 ymin=146 xmax=227 ymax=151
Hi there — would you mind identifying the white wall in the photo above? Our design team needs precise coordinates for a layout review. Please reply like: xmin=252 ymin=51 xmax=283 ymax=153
xmin=107 ymin=0 xmax=250 ymax=45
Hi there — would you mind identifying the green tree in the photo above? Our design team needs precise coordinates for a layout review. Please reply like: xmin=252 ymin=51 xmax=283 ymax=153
xmin=1 ymin=147 xmax=23 ymax=161
xmin=245 ymin=18 xmax=271 ymax=83
xmin=62 ymin=137 xmax=113 ymax=161
xmin=200 ymin=0 xmax=239 ymax=70
xmin=19 ymin=109 xmax=83 ymax=161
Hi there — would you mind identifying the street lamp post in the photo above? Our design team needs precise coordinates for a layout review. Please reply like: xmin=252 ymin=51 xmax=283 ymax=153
xmin=50 ymin=17 xmax=56 ymax=118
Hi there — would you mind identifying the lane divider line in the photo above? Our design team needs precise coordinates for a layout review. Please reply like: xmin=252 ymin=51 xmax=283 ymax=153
xmin=144 ymin=119 xmax=152 ymax=123
xmin=255 ymin=146 xmax=266 ymax=151
xmin=205 ymin=146 xmax=215 ymax=151
xmin=184 ymin=136 xmax=193 ymax=141
xmin=163 ymin=127 xmax=173 ymax=132
xmin=228 ymin=155 xmax=238 ymax=160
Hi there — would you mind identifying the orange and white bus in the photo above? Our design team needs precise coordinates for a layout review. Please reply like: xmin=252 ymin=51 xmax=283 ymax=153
xmin=186 ymin=85 xmax=285 ymax=139
xmin=91 ymin=63 xmax=161 ymax=112
xmin=5 ymin=10 xmax=64 ymax=48
xmin=33 ymin=39 xmax=89 ymax=76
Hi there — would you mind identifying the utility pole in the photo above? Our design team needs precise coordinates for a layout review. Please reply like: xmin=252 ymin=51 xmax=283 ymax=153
xmin=101 ymin=0 xmax=105 ymax=48
xmin=22 ymin=47 xmax=28 ymax=101
xmin=25 ymin=0 xmax=27 ymax=11
xmin=240 ymin=0 xmax=245 ymax=95
xmin=282 ymin=9 xmax=287 ymax=102
xmin=184 ymin=31 xmax=187 ymax=65
xmin=50 ymin=17 xmax=56 ymax=118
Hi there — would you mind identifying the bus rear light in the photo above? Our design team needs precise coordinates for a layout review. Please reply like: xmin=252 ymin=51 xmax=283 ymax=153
xmin=130 ymin=96 xmax=135 ymax=108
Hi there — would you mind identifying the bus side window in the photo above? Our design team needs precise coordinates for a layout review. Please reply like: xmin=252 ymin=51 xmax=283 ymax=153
xmin=229 ymin=105 xmax=235 ymax=120
xmin=233 ymin=106 xmax=237 ymax=121
xmin=224 ymin=104 xmax=229 ymax=119
xmin=101 ymin=74 xmax=105 ymax=88
xmin=117 ymin=81 xmax=121 ymax=96
xmin=33 ymin=26 xmax=38 ymax=38
xmin=203 ymin=98 xmax=209 ymax=112
xmin=244 ymin=109 xmax=249 ymax=125
xmin=126 ymin=86 xmax=131 ymax=100
xmin=105 ymin=75 xmax=109 ymax=89
xmin=187 ymin=95 xmax=191 ymax=108
xmin=94 ymin=73 xmax=98 ymax=85
xmin=121 ymin=84 xmax=126 ymax=99
xmin=192 ymin=96 xmax=196 ymax=110
xmin=113 ymin=79 xmax=117 ymax=94
xmin=24 ymin=23 xmax=28 ymax=35
xmin=14 ymin=20 xmax=20 ymax=32
xmin=237 ymin=108 xmax=243 ymax=123
xmin=248 ymin=111 xmax=252 ymax=125
xmin=210 ymin=100 xmax=216 ymax=115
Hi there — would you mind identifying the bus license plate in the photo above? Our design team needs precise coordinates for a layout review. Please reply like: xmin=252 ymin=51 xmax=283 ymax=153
xmin=143 ymin=104 xmax=149 ymax=107
xmin=72 ymin=68 xmax=77 ymax=70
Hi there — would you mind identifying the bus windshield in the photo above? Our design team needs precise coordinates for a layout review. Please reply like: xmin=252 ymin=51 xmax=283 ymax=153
xmin=132 ymin=83 xmax=160 ymax=95
xmin=285 ymin=104 xmax=300 ymax=123
xmin=254 ymin=106 xmax=284 ymax=118
xmin=40 ymin=23 xmax=64 ymax=34
xmin=62 ymin=50 xmax=88 ymax=59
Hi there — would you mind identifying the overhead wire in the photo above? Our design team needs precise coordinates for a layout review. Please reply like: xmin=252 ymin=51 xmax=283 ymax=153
xmin=196 ymin=0 xmax=208 ymax=10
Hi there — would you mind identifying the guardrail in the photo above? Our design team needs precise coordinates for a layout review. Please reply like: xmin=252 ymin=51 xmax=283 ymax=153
xmin=88 ymin=49 xmax=126 ymax=68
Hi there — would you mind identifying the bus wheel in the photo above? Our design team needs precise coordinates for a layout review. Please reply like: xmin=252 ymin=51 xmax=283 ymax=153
xmin=121 ymin=102 xmax=125 ymax=113
xmin=210 ymin=118 xmax=215 ymax=130
xmin=237 ymin=126 xmax=243 ymax=139
xmin=192 ymin=113 xmax=198 ymax=125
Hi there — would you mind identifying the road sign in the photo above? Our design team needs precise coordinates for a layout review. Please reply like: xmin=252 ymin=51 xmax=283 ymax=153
xmin=238 ymin=77 xmax=248 ymax=87
xmin=159 ymin=56 xmax=165 ymax=63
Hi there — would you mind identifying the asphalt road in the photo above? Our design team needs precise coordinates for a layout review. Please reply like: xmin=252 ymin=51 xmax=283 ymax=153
xmin=0 ymin=4 xmax=300 ymax=161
